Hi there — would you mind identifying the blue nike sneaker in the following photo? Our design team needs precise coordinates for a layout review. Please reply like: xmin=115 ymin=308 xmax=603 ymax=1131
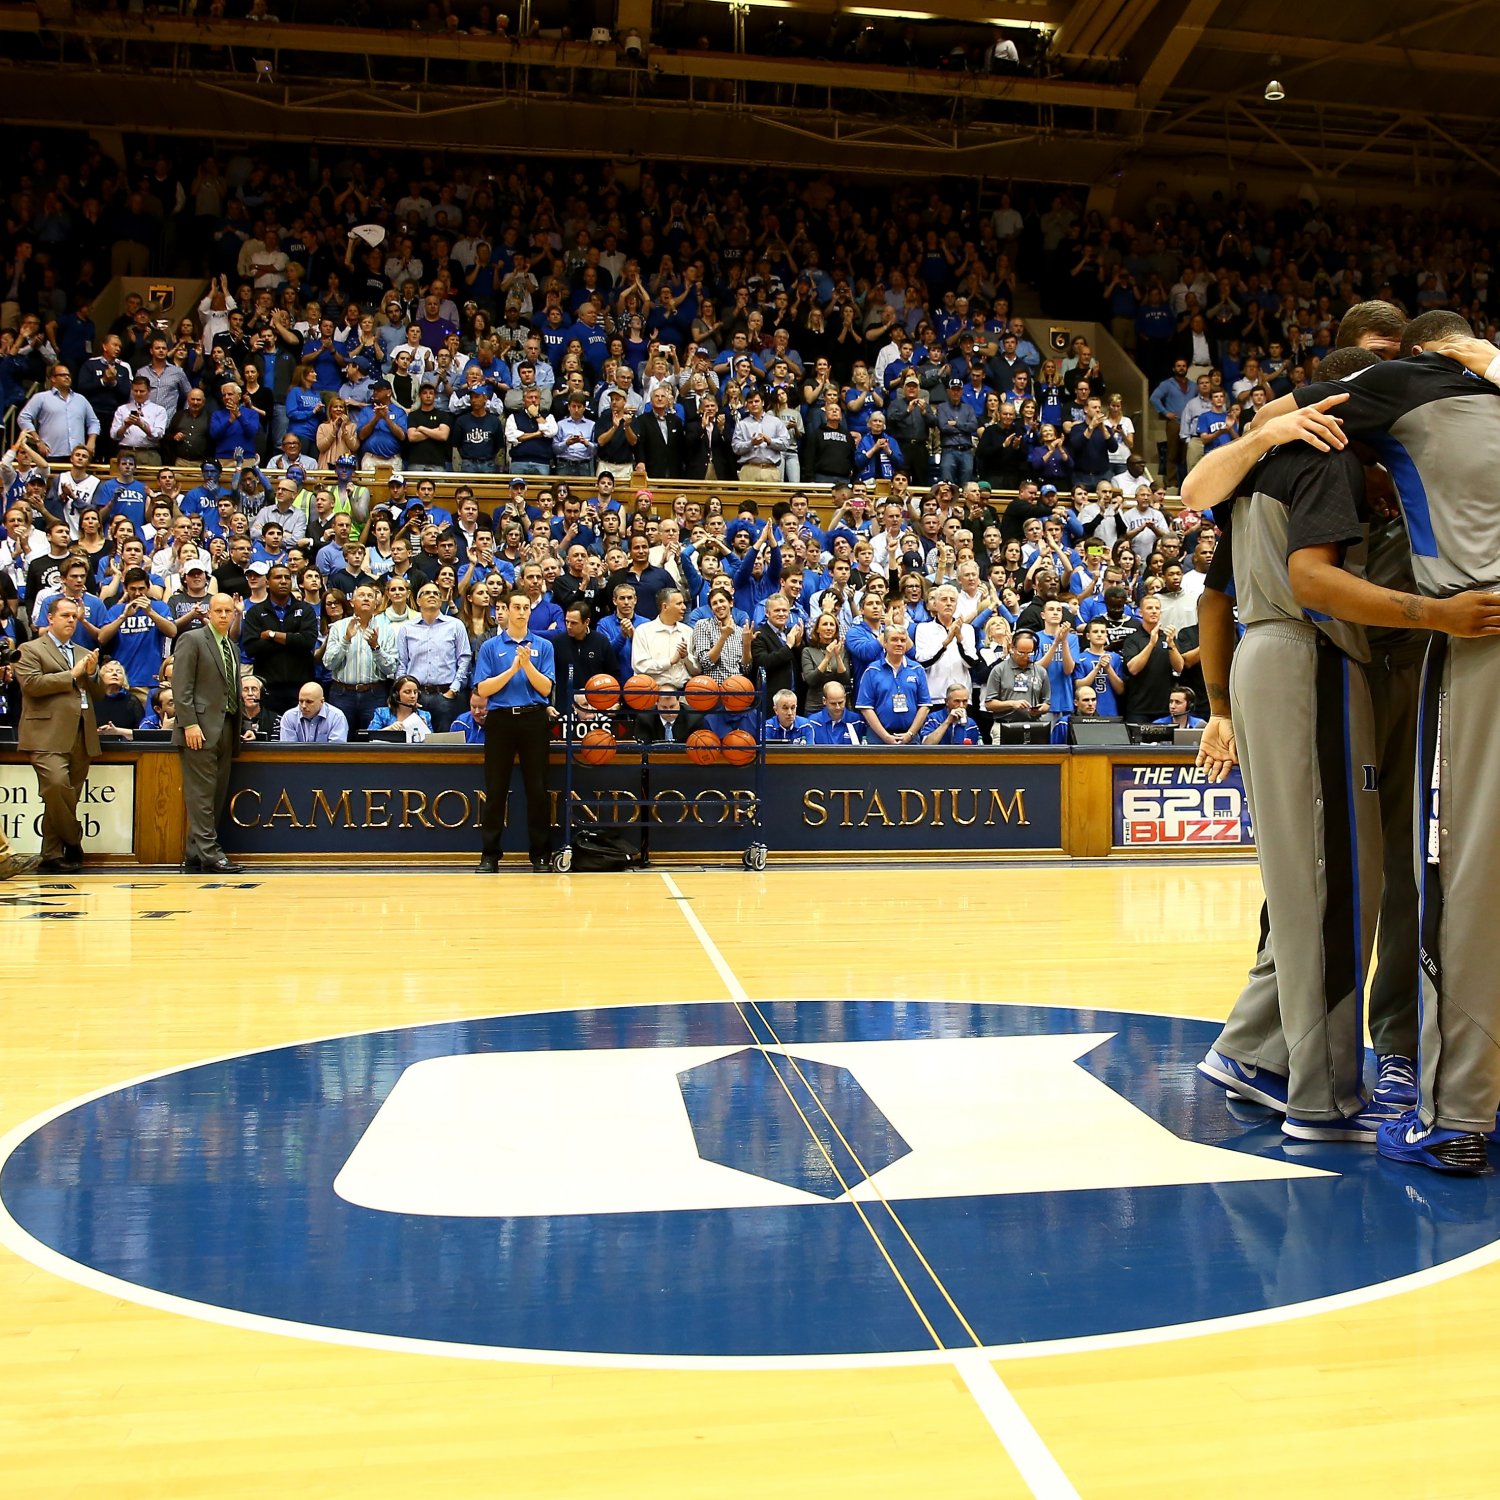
xmin=1377 ymin=1110 xmax=1492 ymax=1175
xmin=1197 ymin=1047 xmax=1289 ymax=1113
xmin=1372 ymin=1054 xmax=1418 ymax=1112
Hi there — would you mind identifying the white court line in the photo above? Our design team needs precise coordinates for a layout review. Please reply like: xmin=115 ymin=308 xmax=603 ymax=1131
xmin=658 ymin=870 xmax=1077 ymax=1498
xmin=956 ymin=1352 xmax=1081 ymax=1500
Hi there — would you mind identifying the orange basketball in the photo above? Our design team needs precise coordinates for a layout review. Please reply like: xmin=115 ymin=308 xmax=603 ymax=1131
xmin=721 ymin=673 xmax=756 ymax=713
xmin=583 ymin=673 xmax=620 ymax=711
xmin=576 ymin=728 xmax=617 ymax=766
xmin=683 ymin=674 xmax=721 ymax=712
xmin=721 ymin=728 xmax=758 ymax=766
xmin=623 ymin=673 xmax=658 ymax=711
xmin=685 ymin=729 xmax=721 ymax=766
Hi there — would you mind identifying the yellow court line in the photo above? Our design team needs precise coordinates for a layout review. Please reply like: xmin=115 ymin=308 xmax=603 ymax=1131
xmin=724 ymin=998 xmax=948 ymax=1354
xmin=737 ymin=997 xmax=986 ymax=1352
xmin=660 ymin=870 xmax=984 ymax=1350
xmin=659 ymin=872 xmax=947 ymax=1351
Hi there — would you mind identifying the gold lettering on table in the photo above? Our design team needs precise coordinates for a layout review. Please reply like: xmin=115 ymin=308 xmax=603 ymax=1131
xmin=833 ymin=789 xmax=858 ymax=827
xmin=928 ymin=788 xmax=945 ymax=829
xmin=949 ymin=788 xmax=980 ymax=826
xmin=987 ymin=787 xmax=1029 ymax=825
xmin=803 ymin=789 xmax=828 ymax=828
xmin=898 ymin=789 xmax=928 ymax=826
xmin=429 ymin=789 xmax=472 ymax=830
xmin=400 ymin=790 xmax=435 ymax=830
xmin=692 ymin=789 xmax=730 ymax=827
xmin=363 ymin=790 xmax=392 ymax=828
xmin=309 ymin=788 xmax=354 ymax=828
xmin=729 ymin=789 xmax=757 ymax=824
xmin=652 ymin=789 xmax=691 ymax=826
xmin=228 ymin=787 xmax=262 ymax=827
xmin=266 ymin=789 xmax=304 ymax=828
xmin=860 ymin=790 xmax=893 ymax=828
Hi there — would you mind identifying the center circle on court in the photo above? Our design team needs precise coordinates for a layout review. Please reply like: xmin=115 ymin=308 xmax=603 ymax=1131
xmin=2 ymin=1000 xmax=1497 ymax=1361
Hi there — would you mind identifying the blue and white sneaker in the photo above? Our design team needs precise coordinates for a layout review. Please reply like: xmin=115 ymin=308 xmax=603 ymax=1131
xmin=1197 ymin=1048 xmax=1289 ymax=1113
xmin=1377 ymin=1110 xmax=1492 ymax=1176
xmin=1282 ymin=1106 xmax=1383 ymax=1144
xmin=1372 ymin=1054 xmax=1418 ymax=1113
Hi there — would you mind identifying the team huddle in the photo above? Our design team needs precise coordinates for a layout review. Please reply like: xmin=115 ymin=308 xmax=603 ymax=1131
xmin=1186 ymin=302 xmax=1500 ymax=1176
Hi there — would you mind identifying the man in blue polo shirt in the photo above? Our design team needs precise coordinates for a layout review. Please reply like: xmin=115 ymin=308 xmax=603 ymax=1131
xmin=472 ymin=586 xmax=555 ymax=874
xmin=808 ymin=682 xmax=866 ymax=745
xmin=855 ymin=627 xmax=932 ymax=745
xmin=763 ymin=689 xmax=816 ymax=744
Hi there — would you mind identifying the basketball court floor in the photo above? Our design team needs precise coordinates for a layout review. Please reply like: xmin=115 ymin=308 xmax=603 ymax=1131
xmin=4 ymin=861 xmax=1499 ymax=1498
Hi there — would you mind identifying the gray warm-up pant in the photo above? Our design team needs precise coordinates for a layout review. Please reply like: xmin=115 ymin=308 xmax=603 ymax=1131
xmin=1215 ymin=620 xmax=1382 ymax=1121
xmin=1414 ymin=635 xmax=1500 ymax=1132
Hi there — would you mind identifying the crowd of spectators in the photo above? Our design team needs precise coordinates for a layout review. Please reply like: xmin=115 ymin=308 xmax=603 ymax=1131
xmin=3 ymin=132 xmax=1497 ymax=751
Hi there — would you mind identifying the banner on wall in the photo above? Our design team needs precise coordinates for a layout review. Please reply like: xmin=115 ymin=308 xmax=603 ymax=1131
xmin=224 ymin=750 xmax=1064 ymax=856
xmin=1113 ymin=762 xmax=1253 ymax=848
xmin=0 ymin=764 xmax=136 ymax=855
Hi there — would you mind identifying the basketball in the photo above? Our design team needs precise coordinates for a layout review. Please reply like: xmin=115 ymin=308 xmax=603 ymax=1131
xmin=720 ymin=729 xmax=757 ymax=766
xmin=576 ymin=728 xmax=617 ymax=766
xmin=683 ymin=674 xmax=722 ymax=712
xmin=583 ymin=673 xmax=620 ymax=711
xmin=623 ymin=674 xmax=658 ymax=711
xmin=685 ymin=729 xmax=721 ymax=765
xmin=721 ymin=673 xmax=756 ymax=713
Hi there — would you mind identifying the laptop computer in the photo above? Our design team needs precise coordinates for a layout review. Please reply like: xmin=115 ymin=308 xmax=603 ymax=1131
xmin=1173 ymin=727 xmax=1205 ymax=748
xmin=424 ymin=730 xmax=467 ymax=746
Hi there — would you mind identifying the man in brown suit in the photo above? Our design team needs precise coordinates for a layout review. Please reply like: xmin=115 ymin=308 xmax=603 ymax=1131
xmin=15 ymin=596 xmax=104 ymax=874
xmin=171 ymin=593 xmax=244 ymax=874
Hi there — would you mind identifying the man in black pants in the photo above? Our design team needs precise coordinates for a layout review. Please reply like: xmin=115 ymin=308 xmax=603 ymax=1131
xmin=473 ymin=587 xmax=555 ymax=874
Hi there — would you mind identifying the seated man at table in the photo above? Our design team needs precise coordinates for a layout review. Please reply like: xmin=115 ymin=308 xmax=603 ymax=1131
xmin=633 ymin=688 xmax=705 ymax=743
xmin=1152 ymin=686 xmax=1207 ymax=730
xmin=921 ymin=682 xmax=982 ymax=745
xmin=763 ymin=687 xmax=816 ymax=744
xmin=808 ymin=681 xmax=866 ymax=745
xmin=450 ymin=690 xmax=489 ymax=745
xmin=279 ymin=681 xmax=349 ymax=743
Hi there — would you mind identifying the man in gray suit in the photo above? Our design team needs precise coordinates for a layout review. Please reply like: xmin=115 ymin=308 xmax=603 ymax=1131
xmin=15 ymin=596 xmax=105 ymax=874
xmin=172 ymin=593 xmax=244 ymax=874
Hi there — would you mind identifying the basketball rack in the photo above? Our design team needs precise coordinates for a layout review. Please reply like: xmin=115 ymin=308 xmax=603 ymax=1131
xmin=554 ymin=668 xmax=770 ymax=872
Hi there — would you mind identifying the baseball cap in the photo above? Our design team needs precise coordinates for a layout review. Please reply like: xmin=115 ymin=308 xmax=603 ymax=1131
xmin=245 ymin=560 xmax=271 ymax=576
xmin=334 ymin=454 xmax=355 ymax=469
xmin=946 ymin=376 xmax=963 ymax=388
xmin=183 ymin=559 xmax=209 ymax=575
xmin=1040 ymin=484 xmax=1059 ymax=496
xmin=510 ymin=477 xmax=527 ymax=490
xmin=386 ymin=473 xmax=406 ymax=486
xmin=636 ymin=489 xmax=654 ymax=504
xmin=24 ymin=472 xmax=45 ymax=486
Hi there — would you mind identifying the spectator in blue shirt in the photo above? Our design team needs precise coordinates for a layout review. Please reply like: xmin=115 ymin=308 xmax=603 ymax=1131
xmin=450 ymin=691 xmax=489 ymax=744
xmin=855 ymin=628 xmax=932 ymax=745
xmin=922 ymin=683 xmax=982 ymax=745
xmin=98 ymin=569 xmax=177 ymax=686
xmin=208 ymin=382 xmax=261 ymax=462
xmin=357 ymin=381 xmax=408 ymax=468
xmin=808 ymin=681 xmax=867 ymax=745
xmin=763 ymin=689 xmax=816 ymax=744
xmin=1071 ymin=619 xmax=1126 ymax=716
